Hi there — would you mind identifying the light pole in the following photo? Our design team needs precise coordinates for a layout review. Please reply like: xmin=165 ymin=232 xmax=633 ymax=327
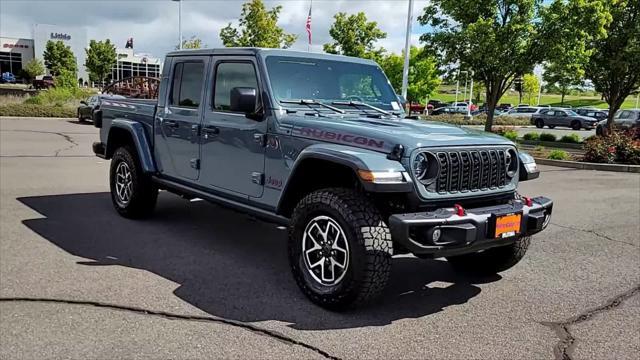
xmin=454 ymin=70 xmax=460 ymax=105
xmin=467 ymin=70 xmax=474 ymax=117
xmin=401 ymin=0 xmax=414 ymax=100
xmin=172 ymin=0 xmax=183 ymax=50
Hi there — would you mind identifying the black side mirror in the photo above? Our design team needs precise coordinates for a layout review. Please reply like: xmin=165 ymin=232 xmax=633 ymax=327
xmin=230 ymin=87 xmax=258 ymax=115
xmin=80 ymin=101 xmax=87 ymax=105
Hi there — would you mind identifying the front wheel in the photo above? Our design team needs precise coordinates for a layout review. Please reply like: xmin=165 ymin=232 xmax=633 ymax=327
xmin=535 ymin=119 xmax=544 ymax=128
xmin=288 ymin=188 xmax=393 ymax=310
xmin=110 ymin=146 xmax=158 ymax=218
xmin=571 ymin=121 xmax=581 ymax=130
xmin=77 ymin=110 xmax=85 ymax=123
xmin=446 ymin=236 xmax=531 ymax=274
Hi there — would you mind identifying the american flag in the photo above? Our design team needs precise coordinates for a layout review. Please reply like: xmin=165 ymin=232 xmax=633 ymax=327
xmin=306 ymin=2 xmax=312 ymax=46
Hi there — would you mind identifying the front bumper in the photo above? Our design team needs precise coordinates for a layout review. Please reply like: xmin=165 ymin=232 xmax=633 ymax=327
xmin=389 ymin=196 xmax=553 ymax=257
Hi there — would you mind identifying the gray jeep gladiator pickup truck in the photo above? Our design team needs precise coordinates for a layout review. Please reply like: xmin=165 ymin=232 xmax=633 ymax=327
xmin=93 ymin=48 xmax=552 ymax=310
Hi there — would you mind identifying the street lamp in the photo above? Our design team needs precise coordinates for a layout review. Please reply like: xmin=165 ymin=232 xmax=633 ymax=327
xmin=467 ymin=70 xmax=474 ymax=117
xmin=172 ymin=0 xmax=183 ymax=50
xmin=401 ymin=0 xmax=414 ymax=100
xmin=455 ymin=70 xmax=468 ymax=107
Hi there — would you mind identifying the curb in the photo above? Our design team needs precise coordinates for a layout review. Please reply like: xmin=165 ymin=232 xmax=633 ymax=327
xmin=535 ymin=158 xmax=640 ymax=173
xmin=0 ymin=116 xmax=75 ymax=120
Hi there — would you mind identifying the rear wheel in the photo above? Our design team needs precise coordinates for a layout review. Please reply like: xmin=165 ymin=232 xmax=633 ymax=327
xmin=109 ymin=146 xmax=158 ymax=218
xmin=571 ymin=121 xmax=581 ymax=130
xmin=288 ymin=188 xmax=393 ymax=310
xmin=535 ymin=119 xmax=544 ymax=128
xmin=446 ymin=236 xmax=531 ymax=274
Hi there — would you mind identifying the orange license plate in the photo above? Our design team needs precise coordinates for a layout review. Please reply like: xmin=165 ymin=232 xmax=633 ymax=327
xmin=494 ymin=213 xmax=522 ymax=238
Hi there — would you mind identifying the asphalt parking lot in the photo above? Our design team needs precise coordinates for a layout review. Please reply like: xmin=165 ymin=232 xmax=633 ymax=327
xmin=1 ymin=117 xmax=638 ymax=359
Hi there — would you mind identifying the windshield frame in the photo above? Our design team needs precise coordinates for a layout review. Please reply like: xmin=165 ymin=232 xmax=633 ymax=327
xmin=261 ymin=54 xmax=404 ymax=115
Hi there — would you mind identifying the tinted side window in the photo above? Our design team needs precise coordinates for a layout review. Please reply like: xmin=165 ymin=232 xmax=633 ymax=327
xmin=214 ymin=62 xmax=258 ymax=111
xmin=170 ymin=62 xmax=204 ymax=108
xmin=618 ymin=111 xmax=630 ymax=119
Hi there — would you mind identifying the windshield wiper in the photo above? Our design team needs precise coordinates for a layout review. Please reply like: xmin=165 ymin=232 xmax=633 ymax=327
xmin=331 ymin=100 xmax=392 ymax=116
xmin=280 ymin=99 xmax=345 ymax=114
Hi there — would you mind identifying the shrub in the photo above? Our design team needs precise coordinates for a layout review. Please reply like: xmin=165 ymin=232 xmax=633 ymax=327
xmin=522 ymin=132 xmax=540 ymax=141
xmin=502 ymin=130 xmax=518 ymax=141
xmin=559 ymin=133 xmax=581 ymax=143
xmin=24 ymin=87 xmax=94 ymax=107
xmin=424 ymin=114 xmax=530 ymax=126
xmin=547 ymin=150 xmax=571 ymax=160
xmin=539 ymin=133 xmax=557 ymax=142
xmin=583 ymin=130 xmax=640 ymax=165
xmin=0 ymin=103 xmax=76 ymax=118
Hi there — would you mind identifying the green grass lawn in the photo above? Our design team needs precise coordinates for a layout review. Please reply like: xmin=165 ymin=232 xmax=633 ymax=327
xmin=430 ymin=87 xmax=638 ymax=109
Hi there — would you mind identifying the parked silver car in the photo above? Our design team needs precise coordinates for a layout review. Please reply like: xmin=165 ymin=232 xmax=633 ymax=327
xmin=595 ymin=109 xmax=640 ymax=135
xmin=531 ymin=108 xmax=598 ymax=130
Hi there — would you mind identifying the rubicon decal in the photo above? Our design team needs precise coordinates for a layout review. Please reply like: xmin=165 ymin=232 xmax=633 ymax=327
xmin=293 ymin=127 xmax=384 ymax=149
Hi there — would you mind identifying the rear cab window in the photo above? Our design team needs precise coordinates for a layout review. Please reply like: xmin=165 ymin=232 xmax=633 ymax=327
xmin=170 ymin=61 xmax=205 ymax=108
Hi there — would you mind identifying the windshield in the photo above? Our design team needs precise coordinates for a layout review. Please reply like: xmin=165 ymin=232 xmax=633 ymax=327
xmin=265 ymin=56 xmax=401 ymax=112
xmin=566 ymin=110 xmax=578 ymax=116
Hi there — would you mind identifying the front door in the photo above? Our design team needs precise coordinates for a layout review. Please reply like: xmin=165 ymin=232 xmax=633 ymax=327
xmin=199 ymin=58 xmax=266 ymax=198
xmin=154 ymin=58 xmax=208 ymax=180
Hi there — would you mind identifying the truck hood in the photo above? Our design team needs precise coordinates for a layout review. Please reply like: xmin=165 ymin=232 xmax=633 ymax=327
xmin=281 ymin=114 xmax=513 ymax=154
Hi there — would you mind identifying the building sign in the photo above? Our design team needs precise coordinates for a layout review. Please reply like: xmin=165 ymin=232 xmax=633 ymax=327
xmin=50 ymin=33 xmax=71 ymax=40
xmin=3 ymin=43 xmax=29 ymax=49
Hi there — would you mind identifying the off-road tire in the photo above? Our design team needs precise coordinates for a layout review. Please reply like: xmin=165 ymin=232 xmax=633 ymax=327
xmin=446 ymin=236 xmax=531 ymax=274
xmin=571 ymin=121 xmax=581 ymax=130
xmin=288 ymin=188 xmax=393 ymax=310
xmin=109 ymin=146 xmax=158 ymax=219
xmin=535 ymin=119 xmax=544 ymax=128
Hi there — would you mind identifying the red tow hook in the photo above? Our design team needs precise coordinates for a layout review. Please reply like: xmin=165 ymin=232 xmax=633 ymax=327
xmin=523 ymin=197 xmax=533 ymax=207
xmin=454 ymin=204 xmax=465 ymax=216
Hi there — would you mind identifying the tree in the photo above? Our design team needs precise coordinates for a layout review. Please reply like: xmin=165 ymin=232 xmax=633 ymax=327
xmin=538 ymin=0 xmax=608 ymax=106
xmin=22 ymin=58 xmax=45 ymax=81
xmin=380 ymin=46 xmax=441 ymax=103
xmin=43 ymin=40 xmax=77 ymax=76
xmin=84 ymin=39 xmax=117 ymax=84
xmin=323 ymin=12 xmax=387 ymax=59
xmin=543 ymin=60 xmax=584 ymax=105
xmin=176 ymin=36 xmax=203 ymax=50
xmin=522 ymin=73 xmax=540 ymax=105
xmin=585 ymin=0 xmax=640 ymax=130
xmin=419 ymin=0 xmax=608 ymax=131
xmin=220 ymin=0 xmax=296 ymax=48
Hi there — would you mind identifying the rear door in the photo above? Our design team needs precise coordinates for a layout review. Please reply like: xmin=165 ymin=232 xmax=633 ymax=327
xmin=154 ymin=57 xmax=209 ymax=180
xmin=199 ymin=57 xmax=266 ymax=198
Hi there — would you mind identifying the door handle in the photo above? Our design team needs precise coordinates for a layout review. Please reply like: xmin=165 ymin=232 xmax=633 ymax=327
xmin=202 ymin=126 xmax=219 ymax=135
xmin=165 ymin=120 xmax=179 ymax=128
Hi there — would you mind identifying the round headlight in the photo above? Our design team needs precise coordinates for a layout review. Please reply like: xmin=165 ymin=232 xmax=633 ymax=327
xmin=412 ymin=153 xmax=428 ymax=179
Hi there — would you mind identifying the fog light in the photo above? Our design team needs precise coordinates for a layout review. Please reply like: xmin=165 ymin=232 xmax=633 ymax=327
xmin=543 ymin=213 xmax=551 ymax=228
xmin=433 ymin=228 xmax=442 ymax=242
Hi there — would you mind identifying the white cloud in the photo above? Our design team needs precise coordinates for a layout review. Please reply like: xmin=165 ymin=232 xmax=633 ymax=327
xmin=1 ymin=0 xmax=429 ymax=58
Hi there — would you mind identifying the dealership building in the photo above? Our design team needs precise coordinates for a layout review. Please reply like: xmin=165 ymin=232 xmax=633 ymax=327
xmin=1 ymin=24 xmax=161 ymax=83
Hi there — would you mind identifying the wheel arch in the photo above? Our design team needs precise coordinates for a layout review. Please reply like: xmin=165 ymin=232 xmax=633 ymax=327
xmin=106 ymin=120 xmax=156 ymax=173
xmin=276 ymin=145 xmax=410 ymax=217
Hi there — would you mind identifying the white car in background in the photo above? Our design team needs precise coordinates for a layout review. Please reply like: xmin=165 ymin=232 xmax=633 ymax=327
xmin=499 ymin=106 xmax=545 ymax=118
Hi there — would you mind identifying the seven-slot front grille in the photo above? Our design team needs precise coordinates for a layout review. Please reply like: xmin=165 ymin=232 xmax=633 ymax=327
xmin=431 ymin=148 xmax=508 ymax=193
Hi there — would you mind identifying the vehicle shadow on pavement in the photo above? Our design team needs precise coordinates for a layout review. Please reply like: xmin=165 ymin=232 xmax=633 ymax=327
xmin=18 ymin=192 xmax=499 ymax=330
